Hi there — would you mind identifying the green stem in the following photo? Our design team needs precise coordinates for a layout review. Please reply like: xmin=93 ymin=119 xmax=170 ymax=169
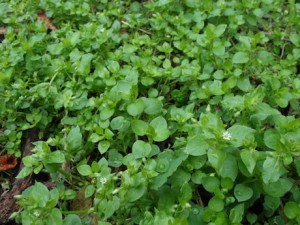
xmin=58 ymin=168 xmax=85 ymax=183
xmin=61 ymin=209 xmax=94 ymax=215
xmin=288 ymin=0 xmax=295 ymax=22
xmin=49 ymin=72 xmax=58 ymax=86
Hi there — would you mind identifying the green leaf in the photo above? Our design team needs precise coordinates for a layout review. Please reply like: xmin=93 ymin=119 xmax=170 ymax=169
xmin=98 ymin=222 xmax=111 ymax=225
xmin=263 ymin=178 xmax=293 ymax=197
xmin=34 ymin=141 xmax=51 ymax=154
xmin=106 ymin=60 xmax=120 ymax=73
xmin=170 ymin=168 xmax=191 ymax=187
xmin=205 ymin=24 xmax=226 ymax=39
xmin=200 ymin=112 xmax=224 ymax=131
xmin=69 ymin=48 xmax=83 ymax=62
xmin=218 ymin=154 xmax=238 ymax=181
xmin=49 ymin=188 xmax=60 ymax=207
xmin=100 ymin=108 xmax=115 ymax=120
xmin=253 ymin=8 xmax=264 ymax=17
xmin=229 ymin=204 xmax=244 ymax=223
xmin=234 ymin=184 xmax=253 ymax=202
xmin=158 ymin=0 xmax=174 ymax=5
xmin=208 ymin=80 xmax=224 ymax=95
xmin=109 ymin=80 xmax=134 ymax=101
xmin=208 ymin=196 xmax=224 ymax=212
xmin=47 ymin=208 xmax=62 ymax=225
xmin=214 ymin=24 xmax=227 ymax=37
xmin=153 ymin=210 xmax=171 ymax=225
xmin=108 ymin=149 xmax=123 ymax=167
xmin=251 ymin=103 xmax=280 ymax=121
xmin=184 ymin=135 xmax=209 ymax=156
xmin=151 ymin=150 xmax=188 ymax=190
xmin=179 ymin=182 xmax=193 ymax=204
xmin=98 ymin=141 xmax=110 ymax=154
xmin=221 ymin=178 xmax=234 ymax=190
xmin=264 ymin=129 xmax=281 ymax=150
xmin=127 ymin=183 xmax=147 ymax=202
xmin=91 ymin=161 xmax=100 ymax=173
xmin=263 ymin=195 xmax=280 ymax=212
xmin=222 ymin=95 xmax=244 ymax=110
xmin=290 ymin=33 xmax=300 ymax=47
xmin=98 ymin=196 xmax=120 ymax=219
xmin=257 ymin=50 xmax=274 ymax=65
xmin=294 ymin=158 xmax=300 ymax=177
xmin=213 ymin=43 xmax=226 ymax=57
xmin=16 ymin=167 xmax=33 ymax=179
xmin=47 ymin=43 xmax=63 ymax=55
xmin=237 ymin=77 xmax=251 ymax=92
xmin=188 ymin=205 xmax=205 ymax=225
xmin=232 ymin=52 xmax=249 ymax=64
xmin=142 ymin=98 xmax=163 ymax=115
xmin=0 ymin=3 xmax=11 ymax=18
xmin=155 ymin=158 xmax=170 ymax=173
xmin=63 ymin=215 xmax=82 ymax=225
xmin=131 ymin=120 xmax=149 ymax=136
xmin=150 ymin=116 xmax=171 ymax=142
xmin=30 ymin=182 xmax=50 ymax=206
xmin=85 ymin=185 xmax=95 ymax=198
xmin=132 ymin=140 xmax=152 ymax=159
xmin=262 ymin=156 xmax=286 ymax=184
xmin=207 ymin=148 xmax=226 ymax=171
xmin=284 ymin=202 xmax=300 ymax=219
xmin=157 ymin=187 xmax=177 ymax=210
xmin=244 ymin=86 xmax=266 ymax=109
xmin=0 ymin=69 xmax=12 ymax=84
xmin=77 ymin=53 xmax=93 ymax=76
xmin=191 ymin=171 xmax=206 ymax=184
xmin=111 ymin=116 xmax=130 ymax=131
xmin=127 ymin=99 xmax=145 ymax=116
xmin=240 ymin=149 xmax=259 ymax=174
xmin=202 ymin=176 xmax=220 ymax=193
xmin=227 ymin=124 xmax=255 ymax=147
xmin=77 ymin=165 xmax=92 ymax=176
xmin=188 ymin=155 xmax=207 ymax=170
xmin=275 ymin=88 xmax=292 ymax=108
xmin=89 ymin=133 xmax=102 ymax=143
xmin=67 ymin=126 xmax=82 ymax=152
xmin=157 ymin=42 xmax=173 ymax=53
xmin=45 ymin=151 xmax=66 ymax=164
xmin=34 ymin=164 xmax=43 ymax=174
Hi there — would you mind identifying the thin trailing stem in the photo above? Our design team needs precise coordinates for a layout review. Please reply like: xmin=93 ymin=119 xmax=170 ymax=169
xmin=196 ymin=189 xmax=204 ymax=208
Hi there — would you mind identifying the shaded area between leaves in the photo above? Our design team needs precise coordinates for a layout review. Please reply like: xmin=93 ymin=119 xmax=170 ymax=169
xmin=0 ymin=129 xmax=38 ymax=224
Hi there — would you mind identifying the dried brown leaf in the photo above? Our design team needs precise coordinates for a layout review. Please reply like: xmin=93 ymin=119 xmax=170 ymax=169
xmin=37 ymin=12 xmax=57 ymax=30
xmin=0 ymin=28 xmax=6 ymax=35
xmin=0 ymin=154 xmax=17 ymax=171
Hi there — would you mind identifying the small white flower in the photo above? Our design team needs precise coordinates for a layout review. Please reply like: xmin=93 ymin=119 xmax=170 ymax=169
xmin=99 ymin=177 xmax=107 ymax=184
xmin=222 ymin=131 xmax=232 ymax=141
xmin=205 ymin=104 xmax=211 ymax=112
xmin=184 ymin=203 xmax=191 ymax=208
xmin=33 ymin=210 xmax=40 ymax=217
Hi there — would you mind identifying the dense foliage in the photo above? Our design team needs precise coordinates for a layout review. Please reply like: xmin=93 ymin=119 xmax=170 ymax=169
xmin=1 ymin=0 xmax=300 ymax=224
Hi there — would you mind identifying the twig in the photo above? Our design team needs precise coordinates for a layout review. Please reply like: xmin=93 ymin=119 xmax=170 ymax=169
xmin=0 ymin=27 xmax=19 ymax=35
xmin=196 ymin=189 xmax=204 ymax=207
xmin=280 ymin=43 xmax=286 ymax=59
xmin=0 ymin=27 xmax=6 ymax=35
xmin=37 ymin=11 xmax=57 ymax=30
